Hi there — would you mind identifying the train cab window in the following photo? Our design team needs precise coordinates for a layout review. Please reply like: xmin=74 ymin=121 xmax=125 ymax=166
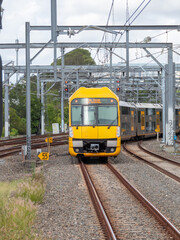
xmin=83 ymin=106 xmax=96 ymax=125
xmin=98 ymin=106 xmax=118 ymax=125
xmin=71 ymin=106 xmax=82 ymax=126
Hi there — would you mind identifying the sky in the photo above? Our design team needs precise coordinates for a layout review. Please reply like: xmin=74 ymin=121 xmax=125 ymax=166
xmin=1 ymin=0 xmax=180 ymax=67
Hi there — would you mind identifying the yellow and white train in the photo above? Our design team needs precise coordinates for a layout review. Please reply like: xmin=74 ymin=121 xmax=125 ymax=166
xmin=69 ymin=87 xmax=121 ymax=160
xmin=69 ymin=87 xmax=180 ymax=160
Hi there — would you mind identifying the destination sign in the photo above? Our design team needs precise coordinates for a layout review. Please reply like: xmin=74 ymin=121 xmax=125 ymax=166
xmin=72 ymin=98 xmax=117 ymax=105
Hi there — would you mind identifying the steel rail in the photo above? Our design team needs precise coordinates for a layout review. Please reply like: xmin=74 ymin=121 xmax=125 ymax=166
xmin=138 ymin=141 xmax=180 ymax=167
xmin=0 ymin=133 xmax=68 ymax=146
xmin=0 ymin=139 xmax=68 ymax=158
xmin=78 ymin=158 xmax=117 ymax=240
xmin=123 ymin=143 xmax=180 ymax=183
xmin=107 ymin=162 xmax=180 ymax=240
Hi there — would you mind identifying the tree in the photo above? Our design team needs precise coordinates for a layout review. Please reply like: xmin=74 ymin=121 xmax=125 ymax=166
xmin=9 ymin=107 xmax=26 ymax=135
xmin=56 ymin=48 xmax=96 ymax=65
xmin=9 ymin=81 xmax=41 ymax=135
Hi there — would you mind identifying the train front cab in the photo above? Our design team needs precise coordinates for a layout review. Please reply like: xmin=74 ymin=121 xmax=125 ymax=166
xmin=69 ymin=87 xmax=121 ymax=159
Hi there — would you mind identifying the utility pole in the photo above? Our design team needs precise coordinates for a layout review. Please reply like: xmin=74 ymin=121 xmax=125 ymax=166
xmin=4 ymin=73 xmax=9 ymax=137
xmin=61 ymin=48 xmax=65 ymax=132
xmin=25 ymin=22 xmax=31 ymax=160
xmin=15 ymin=39 xmax=19 ymax=84
xmin=51 ymin=0 xmax=57 ymax=82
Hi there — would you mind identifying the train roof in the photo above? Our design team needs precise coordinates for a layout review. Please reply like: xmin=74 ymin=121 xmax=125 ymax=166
xmin=69 ymin=87 xmax=119 ymax=102
xmin=119 ymin=101 xmax=162 ymax=109
xmin=119 ymin=101 xmax=136 ymax=108
xmin=135 ymin=103 xmax=162 ymax=109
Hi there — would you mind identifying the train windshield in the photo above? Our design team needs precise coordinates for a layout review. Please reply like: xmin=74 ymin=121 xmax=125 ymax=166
xmin=71 ymin=104 xmax=118 ymax=126
xmin=98 ymin=106 xmax=118 ymax=125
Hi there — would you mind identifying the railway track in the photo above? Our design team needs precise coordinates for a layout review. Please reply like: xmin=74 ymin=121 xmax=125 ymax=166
xmin=0 ymin=133 xmax=68 ymax=158
xmin=79 ymin=158 xmax=180 ymax=239
xmin=0 ymin=133 xmax=68 ymax=146
xmin=123 ymin=141 xmax=180 ymax=183
xmin=138 ymin=141 xmax=180 ymax=166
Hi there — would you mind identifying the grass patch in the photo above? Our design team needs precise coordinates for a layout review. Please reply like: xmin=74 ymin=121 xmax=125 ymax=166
xmin=0 ymin=173 xmax=46 ymax=240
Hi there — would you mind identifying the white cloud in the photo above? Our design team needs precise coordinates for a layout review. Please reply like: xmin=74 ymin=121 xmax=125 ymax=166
xmin=1 ymin=0 xmax=180 ymax=67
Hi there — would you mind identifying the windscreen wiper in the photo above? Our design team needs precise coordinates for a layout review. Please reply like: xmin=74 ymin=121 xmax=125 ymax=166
xmin=107 ymin=116 xmax=118 ymax=129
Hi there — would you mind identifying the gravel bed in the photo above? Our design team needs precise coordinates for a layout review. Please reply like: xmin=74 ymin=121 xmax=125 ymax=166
xmin=142 ymin=138 xmax=180 ymax=163
xmin=87 ymin=164 xmax=171 ymax=239
xmin=0 ymin=153 xmax=29 ymax=181
xmin=110 ymin=147 xmax=180 ymax=230
xmin=1 ymin=139 xmax=180 ymax=239
xmin=0 ymin=145 xmax=105 ymax=240
xmin=35 ymin=145 xmax=105 ymax=240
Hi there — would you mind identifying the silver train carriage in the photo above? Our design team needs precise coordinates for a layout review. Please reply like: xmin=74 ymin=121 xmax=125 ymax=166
xmin=120 ymin=101 xmax=180 ymax=140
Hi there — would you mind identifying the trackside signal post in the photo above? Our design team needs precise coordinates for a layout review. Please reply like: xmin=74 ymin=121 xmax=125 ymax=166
xmin=25 ymin=0 xmax=58 ymax=160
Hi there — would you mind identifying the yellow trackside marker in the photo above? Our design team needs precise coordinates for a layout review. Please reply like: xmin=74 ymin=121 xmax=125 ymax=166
xmin=38 ymin=152 xmax=49 ymax=160
xmin=45 ymin=137 xmax=53 ymax=143
xmin=155 ymin=128 xmax=160 ymax=133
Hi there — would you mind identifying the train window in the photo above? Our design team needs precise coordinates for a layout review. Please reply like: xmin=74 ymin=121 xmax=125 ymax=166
xmin=98 ymin=106 xmax=118 ymax=125
xmin=176 ymin=120 xmax=178 ymax=129
xmin=138 ymin=111 xmax=141 ymax=123
xmin=83 ymin=106 xmax=96 ymax=125
xmin=121 ymin=122 xmax=130 ymax=132
xmin=176 ymin=109 xmax=178 ymax=115
xmin=160 ymin=111 xmax=162 ymax=121
xmin=146 ymin=108 xmax=155 ymax=116
xmin=71 ymin=106 xmax=82 ymax=126
xmin=121 ymin=106 xmax=130 ymax=115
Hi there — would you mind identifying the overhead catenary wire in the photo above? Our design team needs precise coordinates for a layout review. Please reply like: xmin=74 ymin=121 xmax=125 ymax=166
xmin=94 ymin=0 xmax=153 ymax=65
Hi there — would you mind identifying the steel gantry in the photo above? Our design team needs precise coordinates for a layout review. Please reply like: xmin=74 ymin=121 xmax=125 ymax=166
xmin=1 ymin=1 xmax=180 ymax=158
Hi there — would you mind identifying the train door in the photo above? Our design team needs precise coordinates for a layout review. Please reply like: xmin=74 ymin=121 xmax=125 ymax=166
xmin=141 ymin=111 xmax=145 ymax=131
xmin=131 ymin=110 xmax=134 ymax=131
xmin=156 ymin=111 xmax=160 ymax=131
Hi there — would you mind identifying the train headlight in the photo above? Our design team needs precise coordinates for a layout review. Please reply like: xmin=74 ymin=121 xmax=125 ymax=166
xmin=69 ymin=127 xmax=73 ymax=138
xmin=117 ymin=127 xmax=120 ymax=137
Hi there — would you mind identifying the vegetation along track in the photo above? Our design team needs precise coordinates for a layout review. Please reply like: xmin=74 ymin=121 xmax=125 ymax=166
xmin=123 ymin=141 xmax=180 ymax=183
xmin=0 ymin=133 xmax=68 ymax=158
xmin=79 ymin=158 xmax=180 ymax=239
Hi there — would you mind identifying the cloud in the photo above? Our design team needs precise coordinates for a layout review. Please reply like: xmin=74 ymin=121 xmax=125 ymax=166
xmin=1 ymin=0 xmax=180 ymax=67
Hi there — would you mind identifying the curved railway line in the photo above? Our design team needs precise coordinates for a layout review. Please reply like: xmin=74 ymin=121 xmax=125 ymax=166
xmin=123 ymin=141 xmax=180 ymax=183
xmin=79 ymin=158 xmax=180 ymax=239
